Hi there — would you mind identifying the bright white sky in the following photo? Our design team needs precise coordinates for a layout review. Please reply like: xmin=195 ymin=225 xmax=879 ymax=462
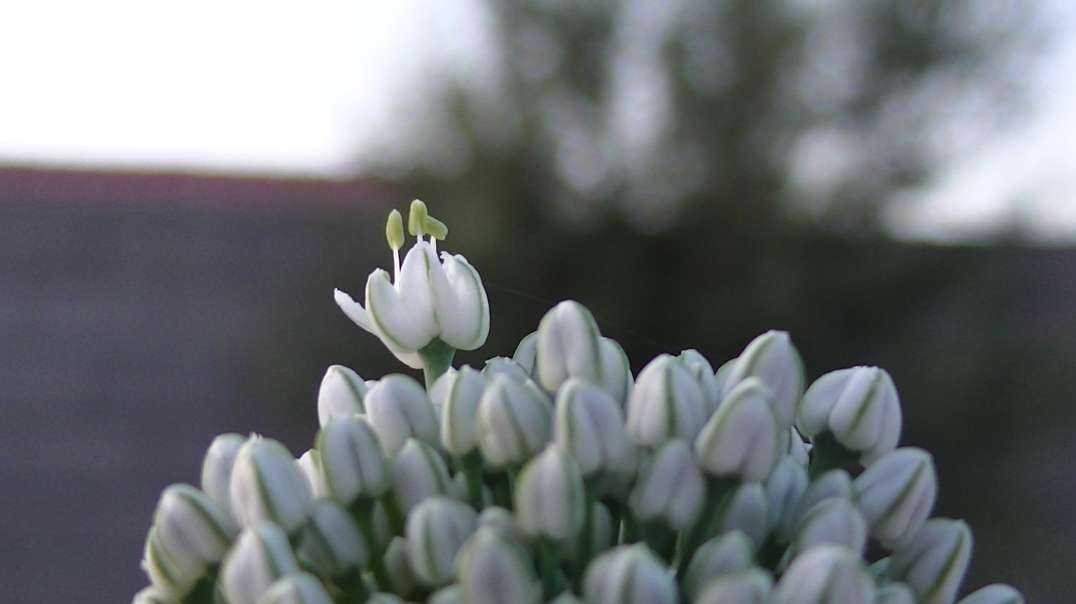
xmin=0 ymin=0 xmax=1074 ymax=242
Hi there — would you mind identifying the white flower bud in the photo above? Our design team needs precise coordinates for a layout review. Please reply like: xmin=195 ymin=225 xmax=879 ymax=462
xmin=554 ymin=379 xmax=634 ymax=478
xmin=514 ymin=447 xmax=586 ymax=541
xmin=221 ymin=523 xmax=301 ymax=604
xmin=406 ymin=497 xmax=479 ymax=587
xmin=393 ymin=438 xmax=453 ymax=513
xmin=316 ymin=415 xmax=392 ymax=504
xmin=439 ymin=366 xmax=488 ymax=456
xmin=694 ymin=569 xmax=773 ymax=604
xmin=478 ymin=506 xmax=525 ymax=543
xmin=429 ymin=585 xmax=463 ymax=604
xmin=535 ymin=301 xmax=604 ymax=393
xmin=298 ymin=500 xmax=369 ymax=578
xmin=229 ymin=438 xmax=314 ymax=534
xmin=765 ymin=456 xmax=809 ymax=540
xmin=477 ymin=375 xmax=552 ymax=467
xmin=718 ymin=483 xmax=771 ymax=547
xmin=381 ymin=537 xmax=419 ymax=597
xmin=257 ymin=573 xmax=333 ymax=604
xmin=678 ymin=349 xmax=722 ymax=413
xmin=316 ymin=365 xmax=368 ymax=428
xmin=201 ymin=433 xmax=245 ymax=520
xmin=683 ymin=531 xmax=755 ymax=602
xmin=853 ymin=447 xmax=937 ymax=546
xmin=798 ymin=367 xmax=902 ymax=464
xmin=629 ymin=439 xmax=704 ymax=531
xmin=791 ymin=497 xmax=868 ymax=557
xmin=774 ymin=545 xmax=875 ymax=604
xmin=132 ymin=586 xmax=176 ymax=604
xmin=296 ymin=449 xmax=328 ymax=498
xmin=722 ymin=331 xmax=805 ymax=429
xmin=793 ymin=469 xmax=853 ymax=526
xmin=428 ymin=366 xmax=458 ymax=409
xmin=153 ymin=484 xmax=237 ymax=572
xmin=512 ymin=331 xmax=538 ymax=375
xmin=599 ymin=336 xmax=633 ymax=403
xmin=458 ymin=528 xmax=541 ymax=604
xmin=713 ymin=357 xmax=737 ymax=397
xmin=876 ymin=583 xmax=917 ymax=604
xmin=957 ymin=584 xmax=1024 ymax=604
xmin=695 ymin=378 xmax=780 ymax=482
xmin=626 ymin=354 xmax=708 ymax=446
xmin=582 ymin=544 xmax=677 ymax=604
xmin=889 ymin=518 xmax=973 ymax=604
xmin=141 ymin=527 xmax=202 ymax=598
xmin=483 ymin=356 xmax=531 ymax=383
xmin=365 ymin=374 xmax=440 ymax=457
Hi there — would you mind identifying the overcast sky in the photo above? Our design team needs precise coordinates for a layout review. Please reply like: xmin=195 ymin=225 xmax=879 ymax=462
xmin=0 ymin=0 xmax=1073 ymax=243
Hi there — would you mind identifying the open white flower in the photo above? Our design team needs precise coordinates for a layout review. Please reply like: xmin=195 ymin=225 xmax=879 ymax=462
xmin=335 ymin=202 xmax=490 ymax=369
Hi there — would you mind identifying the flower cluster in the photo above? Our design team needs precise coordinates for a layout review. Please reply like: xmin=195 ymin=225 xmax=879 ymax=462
xmin=135 ymin=202 xmax=1023 ymax=604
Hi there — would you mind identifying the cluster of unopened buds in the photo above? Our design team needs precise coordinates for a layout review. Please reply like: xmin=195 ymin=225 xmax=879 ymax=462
xmin=135 ymin=201 xmax=1024 ymax=604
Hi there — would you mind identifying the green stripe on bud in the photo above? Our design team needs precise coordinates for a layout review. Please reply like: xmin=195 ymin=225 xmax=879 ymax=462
xmin=889 ymin=518 xmax=973 ymax=604
xmin=694 ymin=569 xmax=773 ymax=604
xmin=790 ymin=497 xmax=868 ymax=558
xmin=229 ymin=437 xmax=314 ymax=534
xmin=317 ymin=365 xmax=368 ymax=428
xmin=393 ymin=438 xmax=453 ymax=513
xmin=683 ymin=531 xmax=755 ymax=602
xmin=298 ymin=500 xmax=370 ymax=577
xmin=406 ymin=497 xmax=479 ymax=587
xmin=695 ymin=378 xmax=780 ymax=482
xmin=457 ymin=528 xmax=541 ymax=604
xmin=514 ymin=447 xmax=586 ymax=542
xmin=258 ymin=572 xmax=334 ymax=604
xmin=583 ymin=544 xmax=678 ymax=604
xmin=853 ymin=447 xmax=937 ymax=547
xmin=629 ymin=439 xmax=704 ymax=531
xmin=316 ymin=415 xmax=391 ymax=504
xmin=220 ymin=523 xmax=301 ymax=604
xmin=774 ymin=545 xmax=875 ymax=604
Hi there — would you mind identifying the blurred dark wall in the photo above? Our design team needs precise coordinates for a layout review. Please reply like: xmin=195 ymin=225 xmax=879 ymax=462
xmin=1 ymin=167 xmax=1073 ymax=601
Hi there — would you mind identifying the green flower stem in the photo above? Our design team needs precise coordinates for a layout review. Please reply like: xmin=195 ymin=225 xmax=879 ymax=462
xmin=537 ymin=539 xmax=565 ymax=599
xmin=756 ymin=533 xmax=789 ymax=571
xmin=573 ymin=487 xmax=597 ymax=589
xmin=808 ymin=432 xmax=859 ymax=479
xmin=675 ymin=476 xmax=736 ymax=579
xmin=619 ymin=506 xmax=639 ymax=544
xmin=350 ymin=501 xmax=394 ymax=591
xmin=641 ymin=521 xmax=677 ymax=562
xmin=182 ymin=573 xmax=217 ymax=604
xmin=333 ymin=570 xmax=369 ymax=604
xmin=380 ymin=492 xmax=406 ymax=536
xmin=461 ymin=451 xmax=485 ymax=508
xmin=418 ymin=338 xmax=456 ymax=391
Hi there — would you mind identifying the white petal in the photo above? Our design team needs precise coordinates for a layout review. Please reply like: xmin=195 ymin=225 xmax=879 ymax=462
xmin=366 ymin=267 xmax=437 ymax=352
xmin=435 ymin=252 xmax=490 ymax=350
xmin=334 ymin=288 xmax=375 ymax=334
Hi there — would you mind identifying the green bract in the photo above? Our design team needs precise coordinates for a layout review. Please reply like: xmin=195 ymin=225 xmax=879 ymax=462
xmin=133 ymin=204 xmax=1023 ymax=604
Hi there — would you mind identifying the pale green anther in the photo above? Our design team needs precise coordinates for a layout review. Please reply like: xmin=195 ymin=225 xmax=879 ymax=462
xmin=408 ymin=199 xmax=429 ymax=237
xmin=424 ymin=215 xmax=448 ymax=240
xmin=386 ymin=209 xmax=405 ymax=251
